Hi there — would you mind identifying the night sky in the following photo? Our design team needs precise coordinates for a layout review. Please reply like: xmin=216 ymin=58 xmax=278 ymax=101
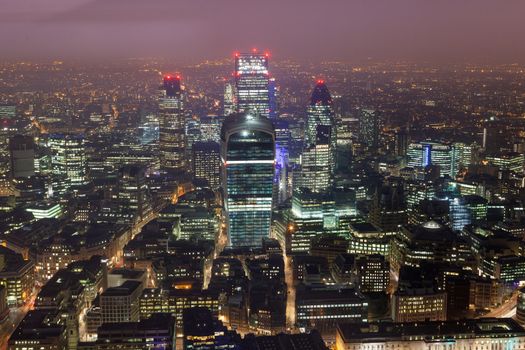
xmin=1 ymin=0 xmax=524 ymax=62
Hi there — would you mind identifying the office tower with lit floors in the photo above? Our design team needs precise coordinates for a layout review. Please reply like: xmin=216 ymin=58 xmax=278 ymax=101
xmin=296 ymin=125 xmax=333 ymax=193
xmin=221 ymin=112 xmax=275 ymax=248
xmin=159 ymin=74 xmax=187 ymax=175
xmin=48 ymin=133 xmax=88 ymax=192
xmin=298 ymin=81 xmax=337 ymax=193
xmin=234 ymin=51 xmax=270 ymax=118
xmin=358 ymin=109 xmax=381 ymax=152
xmin=192 ymin=141 xmax=221 ymax=189
xmin=116 ymin=165 xmax=152 ymax=225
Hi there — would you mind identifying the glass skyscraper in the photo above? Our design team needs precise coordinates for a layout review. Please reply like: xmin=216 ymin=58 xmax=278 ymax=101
xmin=221 ymin=112 xmax=275 ymax=248
xmin=305 ymin=81 xmax=335 ymax=148
xmin=158 ymin=75 xmax=187 ymax=174
xmin=300 ymin=81 xmax=336 ymax=192
xmin=234 ymin=51 xmax=270 ymax=119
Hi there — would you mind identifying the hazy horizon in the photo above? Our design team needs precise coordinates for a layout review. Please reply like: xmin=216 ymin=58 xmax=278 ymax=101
xmin=1 ymin=0 xmax=525 ymax=64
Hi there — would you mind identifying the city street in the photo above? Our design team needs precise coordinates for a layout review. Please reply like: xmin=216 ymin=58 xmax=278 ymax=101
xmin=482 ymin=291 xmax=518 ymax=319
xmin=0 ymin=293 xmax=36 ymax=350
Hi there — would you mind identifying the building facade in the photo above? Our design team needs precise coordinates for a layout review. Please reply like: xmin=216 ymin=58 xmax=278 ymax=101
xmin=221 ymin=113 xmax=275 ymax=248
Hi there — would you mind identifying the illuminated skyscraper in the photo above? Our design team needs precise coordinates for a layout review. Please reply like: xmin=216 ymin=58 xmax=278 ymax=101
xmin=48 ymin=133 xmax=87 ymax=189
xmin=305 ymin=81 xmax=335 ymax=148
xmin=116 ymin=165 xmax=151 ymax=225
xmin=234 ymin=51 xmax=270 ymax=118
xmin=299 ymin=81 xmax=336 ymax=192
xmin=297 ymin=125 xmax=333 ymax=193
xmin=192 ymin=141 xmax=220 ymax=189
xmin=221 ymin=112 xmax=275 ymax=248
xmin=158 ymin=74 xmax=187 ymax=174
xmin=274 ymin=120 xmax=291 ymax=203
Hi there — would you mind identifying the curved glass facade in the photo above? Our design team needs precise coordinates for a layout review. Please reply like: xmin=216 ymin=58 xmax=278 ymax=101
xmin=221 ymin=115 xmax=275 ymax=248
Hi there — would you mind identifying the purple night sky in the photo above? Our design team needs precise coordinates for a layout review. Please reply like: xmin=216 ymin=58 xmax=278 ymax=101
xmin=1 ymin=0 xmax=524 ymax=62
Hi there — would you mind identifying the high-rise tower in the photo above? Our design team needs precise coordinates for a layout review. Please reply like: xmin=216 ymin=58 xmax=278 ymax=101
xmin=299 ymin=81 xmax=336 ymax=192
xmin=296 ymin=125 xmax=333 ymax=193
xmin=221 ymin=112 xmax=275 ymax=248
xmin=48 ymin=133 xmax=87 ymax=191
xmin=359 ymin=108 xmax=381 ymax=152
xmin=158 ymin=74 xmax=186 ymax=174
xmin=234 ymin=51 xmax=270 ymax=118
xmin=305 ymin=80 xmax=335 ymax=147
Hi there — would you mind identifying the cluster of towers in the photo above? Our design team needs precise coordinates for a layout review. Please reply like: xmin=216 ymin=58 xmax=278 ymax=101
xmin=157 ymin=51 xmax=336 ymax=249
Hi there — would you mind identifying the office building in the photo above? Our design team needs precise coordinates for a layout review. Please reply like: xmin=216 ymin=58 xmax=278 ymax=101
xmin=159 ymin=74 xmax=187 ymax=174
xmin=48 ymin=133 xmax=88 ymax=189
xmin=355 ymin=255 xmax=390 ymax=293
xmin=392 ymin=287 xmax=447 ymax=322
xmin=140 ymin=288 xmax=219 ymax=329
xmin=82 ymin=313 xmax=176 ymax=350
xmin=8 ymin=310 xmax=66 ymax=350
xmin=0 ymin=246 xmax=34 ymax=306
xmin=358 ymin=109 xmax=380 ymax=151
xmin=221 ymin=112 xmax=275 ymax=248
xmin=192 ymin=141 xmax=221 ymax=188
xmin=116 ymin=165 xmax=151 ymax=224
xmin=296 ymin=125 xmax=334 ymax=193
xmin=9 ymin=135 xmax=35 ymax=178
xmin=305 ymin=81 xmax=335 ymax=147
xmin=296 ymin=285 xmax=367 ymax=341
xmin=235 ymin=51 xmax=270 ymax=118
xmin=485 ymin=152 xmax=524 ymax=173
xmin=335 ymin=319 xmax=525 ymax=350
xmin=100 ymin=280 xmax=142 ymax=324
xmin=26 ymin=201 xmax=62 ymax=219
xmin=183 ymin=307 xmax=239 ymax=350
xmin=407 ymin=141 xmax=458 ymax=178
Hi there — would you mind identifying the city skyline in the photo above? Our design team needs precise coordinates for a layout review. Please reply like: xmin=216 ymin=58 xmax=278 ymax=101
xmin=3 ymin=3 xmax=525 ymax=350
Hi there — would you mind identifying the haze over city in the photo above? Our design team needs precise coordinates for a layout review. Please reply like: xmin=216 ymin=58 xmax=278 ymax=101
xmin=1 ymin=0 xmax=525 ymax=62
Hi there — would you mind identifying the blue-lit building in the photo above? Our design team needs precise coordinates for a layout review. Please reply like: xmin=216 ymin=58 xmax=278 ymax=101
xmin=221 ymin=112 xmax=275 ymax=248
xmin=235 ymin=51 xmax=270 ymax=118
xmin=274 ymin=120 xmax=291 ymax=204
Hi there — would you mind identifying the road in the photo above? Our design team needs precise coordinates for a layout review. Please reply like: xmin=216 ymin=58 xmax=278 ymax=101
xmin=204 ymin=221 xmax=228 ymax=289
xmin=0 ymin=292 xmax=37 ymax=350
xmin=284 ymin=253 xmax=296 ymax=330
xmin=482 ymin=291 xmax=518 ymax=319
